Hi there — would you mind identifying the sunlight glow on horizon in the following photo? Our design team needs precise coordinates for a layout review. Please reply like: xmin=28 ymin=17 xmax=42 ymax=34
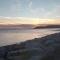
xmin=0 ymin=17 xmax=60 ymax=25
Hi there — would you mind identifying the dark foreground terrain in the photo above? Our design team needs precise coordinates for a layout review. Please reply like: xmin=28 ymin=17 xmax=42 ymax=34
xmin=0 ymin=32 xmax=60 ymax=60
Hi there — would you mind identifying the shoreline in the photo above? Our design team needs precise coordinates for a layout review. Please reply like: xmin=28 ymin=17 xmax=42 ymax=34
xmin=0 ymin=32 xmax=60 ymax=60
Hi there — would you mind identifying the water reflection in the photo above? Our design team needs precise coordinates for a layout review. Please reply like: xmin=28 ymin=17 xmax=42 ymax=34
xmin=0 ymin=29 xmax=60 ymax=46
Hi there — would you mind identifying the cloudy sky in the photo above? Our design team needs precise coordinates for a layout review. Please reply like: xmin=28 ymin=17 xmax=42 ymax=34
xmin=0 ymin=0 xmax=60 ymax=24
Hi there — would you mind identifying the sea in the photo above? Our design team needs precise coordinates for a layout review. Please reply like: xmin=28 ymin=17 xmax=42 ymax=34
xmin=0 ymin=28 xmax=60 ymax=46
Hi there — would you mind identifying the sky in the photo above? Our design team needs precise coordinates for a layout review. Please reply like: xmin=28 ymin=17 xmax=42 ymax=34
xmin=0 ymin=0 xmax=60 ymax=24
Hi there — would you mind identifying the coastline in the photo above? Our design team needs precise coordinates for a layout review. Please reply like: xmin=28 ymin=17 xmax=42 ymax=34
xmin=0 ymin=32 xmax=60 ymax=60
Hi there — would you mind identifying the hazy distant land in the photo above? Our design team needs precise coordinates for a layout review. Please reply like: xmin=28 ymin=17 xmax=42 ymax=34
xmin=0 ymin=24 xmax=60 ymax=30
xmin=0 ymin=24 xmax=35 ymax=30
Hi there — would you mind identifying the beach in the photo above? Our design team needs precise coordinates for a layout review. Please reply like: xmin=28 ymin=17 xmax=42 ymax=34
xmin=0 ymin=32 xmax=60 ymax=60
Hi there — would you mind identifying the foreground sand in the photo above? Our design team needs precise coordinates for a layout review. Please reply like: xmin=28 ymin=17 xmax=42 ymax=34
xmin=0 ymin=32 xmax=60 ymax=60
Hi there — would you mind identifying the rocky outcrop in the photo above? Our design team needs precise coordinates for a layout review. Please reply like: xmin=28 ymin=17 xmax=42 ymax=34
xmin=0 ymin=32 xmax=60 ymax=60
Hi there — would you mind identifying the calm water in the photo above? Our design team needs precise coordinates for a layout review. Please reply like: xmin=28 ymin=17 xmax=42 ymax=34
xmin=0 ymin=28 xmax=60 ymax=46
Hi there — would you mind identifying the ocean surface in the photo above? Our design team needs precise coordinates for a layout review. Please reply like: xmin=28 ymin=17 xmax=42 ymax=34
xmin=0 ymin=28 xmax=60 ymax=46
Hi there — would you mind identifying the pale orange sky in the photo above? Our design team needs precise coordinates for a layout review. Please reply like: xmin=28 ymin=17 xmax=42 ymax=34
xmin=0 ymin=17 xmax=60 ymax=25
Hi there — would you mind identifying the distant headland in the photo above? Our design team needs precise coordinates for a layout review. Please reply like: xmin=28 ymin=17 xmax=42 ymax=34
xmin=34 ymin=24 xmax=60 ymax=29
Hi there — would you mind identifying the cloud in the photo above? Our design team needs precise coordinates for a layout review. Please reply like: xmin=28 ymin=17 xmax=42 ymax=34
xmin=28 ymin=0 xmax=47 ymax=18
xmin=28 ymin=0 xmax=60 ymax=19
xmin=28 ymin=0 xmax=32 ymax=9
